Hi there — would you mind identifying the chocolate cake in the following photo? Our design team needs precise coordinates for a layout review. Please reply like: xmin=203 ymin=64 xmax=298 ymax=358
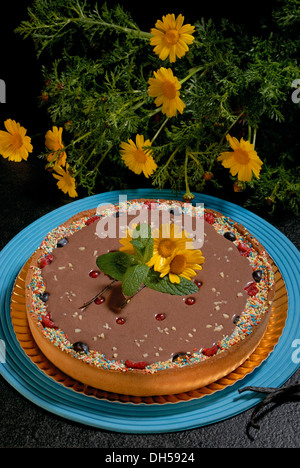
xmin=25 ymin=199 xmax=275 ymax=396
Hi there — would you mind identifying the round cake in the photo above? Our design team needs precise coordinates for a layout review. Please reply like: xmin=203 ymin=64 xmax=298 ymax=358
xmin=25 ymin=198 xmax=275 ymax=396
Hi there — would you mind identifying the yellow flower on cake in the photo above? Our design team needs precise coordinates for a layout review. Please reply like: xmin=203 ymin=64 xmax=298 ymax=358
xmin=119 ymin=223 xmax=138 ymax=254
xmin=148 ymin=67 xmax=185 ymax=118
xmin=150 ymin=14 xmax=195 ymax=63
xmin=147 ymin=223 xmax=193 ymax=272
xmin=120 ymin=134 xmax=157 ymax=178
xmin=218 ymin=134 xmax=263 ymax=182
xmin=45 ymin=126 xmax=67 ymax=166
xmin=158 ymin=248 xmax=205 ymax=284
xmin=52 ymin=163 xmax=78 ymax=198
xmin=0 ymin=119 xmax=33 ymax=162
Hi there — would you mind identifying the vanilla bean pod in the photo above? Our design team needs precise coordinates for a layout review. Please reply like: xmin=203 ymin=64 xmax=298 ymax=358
xmin=118 ymin=284 xmax=146 ymax=310
xmin=79 ymin=279 xmax=117 ymax=310
xmin=239 ymin=384 xmax=300 ymax=429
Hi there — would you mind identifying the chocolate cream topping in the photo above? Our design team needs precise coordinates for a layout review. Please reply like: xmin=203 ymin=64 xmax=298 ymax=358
xmin=41 ymin=209 xmax=254 ymax=364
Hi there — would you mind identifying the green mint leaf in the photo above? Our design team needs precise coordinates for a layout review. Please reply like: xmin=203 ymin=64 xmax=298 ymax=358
xmin=132 ymin=223 xmax=152 ymax=240
xmin=144 ymin=270 xmax=199 ymax=296
xmin=122 ymin=264 xmax=150 ymax=296
xmin=130 ymin=223 xmax=153 ymax=264
xmin=96 ymin=252 xmax=136 ymax=281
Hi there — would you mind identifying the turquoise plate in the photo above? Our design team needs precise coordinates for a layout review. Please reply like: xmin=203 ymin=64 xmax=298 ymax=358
xmin=1 ymin=189 xmax=299 ymax=433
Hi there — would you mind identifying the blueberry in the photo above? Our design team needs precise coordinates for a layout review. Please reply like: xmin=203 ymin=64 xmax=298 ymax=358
xmin=169 ymin=206 xmax=182 ymax=216
xmin=73 ymin=342 xmax=89 ymax=354
xmin=172 ymin=352 xmax=191 ymax=362
xmin=233 ymin=315 xmax=240 ymax=325
xmin=57 ymin=237 xmax=68 ymax=247
xmin=39 ymin=292 xmax=49 ymax=302
xmin=224 ymin=231 xmax=236 ymax=242
xmin=252 ymin=269 xmax=263 ymax=283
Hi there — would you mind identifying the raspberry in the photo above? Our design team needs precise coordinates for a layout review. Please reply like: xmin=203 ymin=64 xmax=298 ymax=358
xmin=125 ymin=360 xmax=149 ymax=369
xmin=42 ymin=313 xmax=58 ymax=329
xmin=237 ymin=242 xmax=251 ymax=257
xmin=39 ymin=254 xmax=53 ymax=268
xmin=85 ymin=215 xmax=100 ymax=226
xmin=202 ymin=343 xmax=219 ymax=357
xmin=143 ymin=201 xmax=156 ymax=210
xmin=204 ymin=213 xmax=215 ymax=225
xmin=244 ymin=282 xmax=259 ymax=297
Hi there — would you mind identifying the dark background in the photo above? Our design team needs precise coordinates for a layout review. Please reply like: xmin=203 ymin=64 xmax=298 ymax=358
xmin=0 ymin=0 xmax=290 ymax=241
xmin=1 ymin=0 xmax=299 ymax=449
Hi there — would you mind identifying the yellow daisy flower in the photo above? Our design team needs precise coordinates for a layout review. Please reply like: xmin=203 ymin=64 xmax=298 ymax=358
xmin=120 ymin=134 xmax=157 ymax=178
xmin=158 ymin=248 xmax=205 ymax=284
xmin=45 ymin=126 xmax=67 ymax=166
xmin=147 ymin=223 xmax=193 ymax=272
xmin=150 ymin=14 xmax=195 ymax=63
xmin=218 ymin=134 xmax=263 ymax=182
xmin=148 ymin=67 xmax=185 ymax=118
xmin=119 ymin=224 xmax=138 ymax=254
xmin=52 ymin=163 xmax=78 ymax=198
xmin=0 ymin=119 xmax=33 ymax=162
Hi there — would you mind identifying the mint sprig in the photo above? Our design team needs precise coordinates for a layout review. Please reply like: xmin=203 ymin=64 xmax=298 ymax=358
xmin=144 ymin=269 xmax=198 ymax=295
xmin=96 ymin=224 xmax=199 ymax=296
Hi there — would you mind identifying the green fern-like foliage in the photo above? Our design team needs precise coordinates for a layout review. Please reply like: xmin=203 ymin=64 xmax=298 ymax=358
xmin=16 ymin=0 xmax=300 ymax=214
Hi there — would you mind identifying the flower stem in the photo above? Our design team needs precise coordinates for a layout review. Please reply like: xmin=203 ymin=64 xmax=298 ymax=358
xmin=183 ymin=151 xmax=194 ymax=201
xmin=151 ymin=117 xmax=169 ymax=144
xmin=221 ymin=110 xmax=245 ymax=143
xmin=179 ymin=66 xmax=206 ymax=86
xmin=252 ymin=127 xmax=257 ymax=149
xmin=165 ymin=147 xmax=180 ymax=168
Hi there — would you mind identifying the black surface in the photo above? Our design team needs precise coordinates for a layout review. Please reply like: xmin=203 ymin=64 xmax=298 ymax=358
xmin=1 ymin=0 xmax=300 ymax=450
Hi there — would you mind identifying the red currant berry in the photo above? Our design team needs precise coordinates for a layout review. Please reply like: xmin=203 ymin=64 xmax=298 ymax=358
xmin=39 ymin=254 xmax=53 ymax=268
xmin=94 ymin=296 xmax=105 ymax=304
xmin=116 ymin=317 xmax=126 ymax=325
xmin=185 ymin=297 xmax=196 ymax=305
xmin=89 ymin=270 xmax=100 ymax=278
xmin=155 ymin=313 xmax=166 ymax=321
xmin=194 ymin=280 xmax=203 ymax=288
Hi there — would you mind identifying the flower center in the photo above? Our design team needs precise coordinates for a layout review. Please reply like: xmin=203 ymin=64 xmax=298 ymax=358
xmin=11 ymin=133 xmax=23 ymax=150
xmin=134 ymin=149 xmax=147 ymax=163
xmin=158 ymin=239 xmax=176 ymax=257
xmin=161 ymin=80 xmax=177 ymax=99
xmin=234 ymin=149 xmax=250 ymax=165
xmin=170 ymin=254 xmax=186 ymax=275
xmin=165 ymin=29 xmax=179 ymax=45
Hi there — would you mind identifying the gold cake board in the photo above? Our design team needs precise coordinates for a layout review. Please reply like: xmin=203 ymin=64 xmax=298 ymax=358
xmin=11 ymin=256 xmax=288 ymax=405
